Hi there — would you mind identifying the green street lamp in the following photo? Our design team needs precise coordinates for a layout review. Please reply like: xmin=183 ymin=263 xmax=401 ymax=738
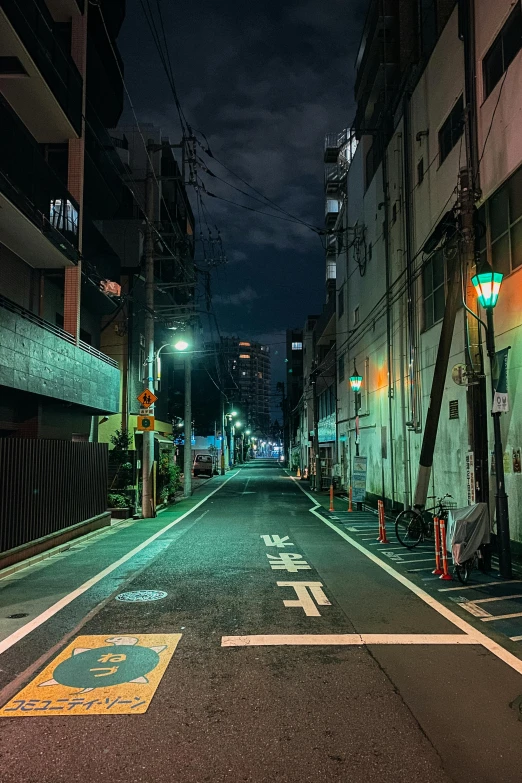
xmin=472 ymin=260 xmax=511 ymax=578
xmin=349 ymin=366 xmax=363 ymax=393
xmin=471 ymin=264 xmax=503 ymax=309
xmin=174 ymin=338 xmax=189 ymax=351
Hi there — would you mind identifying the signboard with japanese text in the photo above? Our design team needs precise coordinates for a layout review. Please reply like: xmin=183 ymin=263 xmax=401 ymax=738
xmin=466 ymin=451 xmax=476 ymax=505
xmin=352 ymin=455 xmax=367 ymax=503
xmin=0 ymin=634 xmax=181 ymax=717
xmin=492 ymin=347 xmax=510 ymax=413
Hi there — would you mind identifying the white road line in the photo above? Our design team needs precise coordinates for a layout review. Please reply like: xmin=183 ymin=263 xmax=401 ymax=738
xmin=221 ymin=633 xmax=478 ymax=647
xmin=290 ymin=477 xmax=522 ymax=677
xmin=481 ymin=612 xmax=522 ymax=622
xmin=474 ymin=594 xmax=522 ymax=604
xmin=407 ymin=567 xmax=437 ymax=572
xmin=438 ymin=580 xmax=522 ymax=592
xmin=510 ymin=635 xmax=522 ymax=642
xmin=0 ymin=472 xmax=240 ymax=656
xmin=391 ymin=558 xmax=436 ymax=564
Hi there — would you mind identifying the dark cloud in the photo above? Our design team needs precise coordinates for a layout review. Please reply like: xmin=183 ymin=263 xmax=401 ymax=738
xmin=119 ymin=0 xmax=366 ymax=379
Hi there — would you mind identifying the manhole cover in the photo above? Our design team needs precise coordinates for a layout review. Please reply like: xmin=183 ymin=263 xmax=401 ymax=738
xmin=115 ymin=590 xmax=167 ymax=602
xmin=7 ymin=613 xmax=29 ymax=619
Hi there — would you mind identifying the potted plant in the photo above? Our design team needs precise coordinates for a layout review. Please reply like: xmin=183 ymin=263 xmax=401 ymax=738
xmin=107 ymin=492 xmax=132 ymax=519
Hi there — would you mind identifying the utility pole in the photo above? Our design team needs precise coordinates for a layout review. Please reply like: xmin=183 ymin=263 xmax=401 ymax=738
xmin=142 ymin=140 xmax=156 ymax=519
xmin=220 ymin=395 xmax=226 ymax=475
xmin=183 ymin=343 xmax=192 ymax=497
xmin=311 ymin=370 xmax=321 ymax=491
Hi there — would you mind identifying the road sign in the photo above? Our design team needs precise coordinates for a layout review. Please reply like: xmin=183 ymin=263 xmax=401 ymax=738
xmin=137 ymin=415 xmax=155 ymax=431
xmin=0 ymin=634 xmax=181 ymax=716
xmin=137 ymin=388 xmax=157 ymax=408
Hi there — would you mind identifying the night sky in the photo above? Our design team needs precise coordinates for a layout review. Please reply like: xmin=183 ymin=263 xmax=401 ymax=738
xmin=118 ymin=0 xmax=365 ymax=389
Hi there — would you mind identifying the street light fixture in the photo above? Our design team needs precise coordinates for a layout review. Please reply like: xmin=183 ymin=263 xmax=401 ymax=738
xmin=472 ymin=260 xmax=511 ymax=578
xmin=349 ymin=361 xmax=363 ymax=457
xmin=174 ymin=338 xmax=189 ymax=351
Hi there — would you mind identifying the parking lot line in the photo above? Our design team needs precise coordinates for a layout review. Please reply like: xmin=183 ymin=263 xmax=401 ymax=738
xmin=473 ymin=594 xmax=522 ymax=604
xmin=481 ymin=612 xmax=522 ymax=622
xmin=221 ymin=634 xmax=479 ymax=647
xmin=438 ymin=580 xmax=522 ymax=592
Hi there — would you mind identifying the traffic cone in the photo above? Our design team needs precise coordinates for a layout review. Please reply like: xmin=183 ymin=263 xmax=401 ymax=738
xmin=329 ymin=483 xmax=335 ymax=511
xmin=297 ymin=466 xmax=301 ymax=478
xmin=439 ymin=518 xmax=452 ymax=580
xmin=432 ymin=517 xmax=443 ymax=575
xmin=348 ymin=485 xmax=353 ymax=512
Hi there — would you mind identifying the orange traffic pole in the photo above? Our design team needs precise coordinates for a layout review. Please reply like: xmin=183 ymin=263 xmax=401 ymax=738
xmin=432 ymin=517 xmax=443 ymax=575
xmin=348 ymin=486 xmax=353 ymax=512
xmin=377 ymin=500 xmax=383 ymax=541
xmin=329 ymin=483 xmax=335 ymax=512
xmin=379 ymin=501 xmax=390 ymax=544
xmin=297 ymin=466 xmax=301 ymax=478
xmin=439 ymin=518 xmax=452 ymax=581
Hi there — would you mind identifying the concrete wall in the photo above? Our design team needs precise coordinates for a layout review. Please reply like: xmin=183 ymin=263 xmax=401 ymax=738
xmin=0 ymin=305 xmax=120 ymax=413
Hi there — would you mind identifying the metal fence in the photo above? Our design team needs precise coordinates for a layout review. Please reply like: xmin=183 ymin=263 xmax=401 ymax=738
xmin=0 ymin=439 xmax=109 ymax=554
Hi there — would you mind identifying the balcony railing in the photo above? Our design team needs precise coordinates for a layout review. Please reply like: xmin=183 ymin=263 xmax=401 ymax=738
xmin=0 ymin=96 xmax=79 ymax=261
xmin=2 ymin=0 xmax=83 ymax=136
xmin=0 ymin=294 xmax=118 ymax=369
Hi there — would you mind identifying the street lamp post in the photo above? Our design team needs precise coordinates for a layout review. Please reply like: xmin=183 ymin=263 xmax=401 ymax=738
xmin=349 ymin=362 xmax=363 ymax=510
xmin=349 ymin=362 xmax=363 ymax=457
xmin=472 ymin=263 xmax=512 ymax=578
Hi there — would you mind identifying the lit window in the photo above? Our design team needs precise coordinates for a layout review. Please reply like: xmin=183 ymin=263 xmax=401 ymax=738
xmin=242 ymin=371 xmax=246 ymax=376
xmin=239 ymin=354 xmax=251 ymax=359
xmin=239 ymin=341 xmax=251 ymax=346
xmin=258 ymin=372 xmax=263 ymax=378
xmin=50 ymin=198 xmax=79 ymax=235
xmin=291 ymin=342 xmax=303 ymax=350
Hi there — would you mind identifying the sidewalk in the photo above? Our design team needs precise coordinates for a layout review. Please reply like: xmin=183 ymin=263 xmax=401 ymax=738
xmin=0 ymin=473 xmax=231 ymax=647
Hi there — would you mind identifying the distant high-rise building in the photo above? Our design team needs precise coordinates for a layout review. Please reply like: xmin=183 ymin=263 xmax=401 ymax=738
xmin=219 ymin=337 xmax=271 ymax=434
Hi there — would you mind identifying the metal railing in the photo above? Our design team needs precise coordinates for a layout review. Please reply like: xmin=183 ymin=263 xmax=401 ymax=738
xmin=0 ymin=294 xmax=118 ymax=369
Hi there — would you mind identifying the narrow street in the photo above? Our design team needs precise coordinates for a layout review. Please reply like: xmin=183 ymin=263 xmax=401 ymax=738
xmin=0 ymin=461 xmax=521 ymax=782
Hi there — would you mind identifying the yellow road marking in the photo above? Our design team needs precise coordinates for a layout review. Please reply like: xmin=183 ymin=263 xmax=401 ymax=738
xmin=0 ymin=634 xmax=181 ymax=716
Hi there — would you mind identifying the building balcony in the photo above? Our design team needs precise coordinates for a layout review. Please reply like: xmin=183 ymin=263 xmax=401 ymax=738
xmin=325 ymin=198 xmax=341 ymax=228
xmin=0 ymin=0 xmax=83 ymax=142
xmin=324 ymin=164 xmax=346 ymax=197
xmin=0 ymin=96 xmax=79 ymax=268
xmin=46 ymin=0 xmax=84 ymax=21
xmin=0 ymin=294 xmax=120 ymax=413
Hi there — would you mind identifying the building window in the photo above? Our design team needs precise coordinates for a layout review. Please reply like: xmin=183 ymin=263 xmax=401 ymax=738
xmin=422 ymin=248 xmax=445 ymax=329
xmin=417 ymin=158 xmax=424 ymax=185
xmin=338 ymin=354 xmax=345 ymax=382
xmin=239 ymin=354 xmax=251 ymax=359
xmin=481 ymin=165 xmax=522 ymax=275
xmin=438 ymin=96 xmax=464 ymax=164
xmin=291 ymin=342 xmax=303 ymax=350
xmin=483 ymin=3 xmax=522 ymax=99
xmin=239 ymin=341 xmax=251 ymax=346
xmin=337 ymin=286 xmax=344 ymax=318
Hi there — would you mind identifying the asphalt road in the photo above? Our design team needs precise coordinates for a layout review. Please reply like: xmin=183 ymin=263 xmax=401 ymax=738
xmin=1 ymin=461 xmax=522 ymax=783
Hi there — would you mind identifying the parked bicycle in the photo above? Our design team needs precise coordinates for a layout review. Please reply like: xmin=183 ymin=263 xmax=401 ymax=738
xmin=395 ymin=494 xmax=455 ymax=549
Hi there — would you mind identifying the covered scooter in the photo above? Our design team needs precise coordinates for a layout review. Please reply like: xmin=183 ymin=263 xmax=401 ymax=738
xmin=446 ymin=503 xmax=490 ymax=566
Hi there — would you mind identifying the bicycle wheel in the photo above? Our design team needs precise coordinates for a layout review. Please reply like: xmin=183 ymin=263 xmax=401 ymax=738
xmin=395 ymin=509 xmax=424 ymax=548
xmin=455 ymin=559 xmax=473 ymax=584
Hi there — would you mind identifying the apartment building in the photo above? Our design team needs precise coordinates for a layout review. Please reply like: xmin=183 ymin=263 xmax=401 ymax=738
xmin=328 ymin=0 xmax=522 ymax=548
xmin=0 ymin=0 xmax=128 ymax=558
xmin=219 ymin=337 xmax=271 ymax=434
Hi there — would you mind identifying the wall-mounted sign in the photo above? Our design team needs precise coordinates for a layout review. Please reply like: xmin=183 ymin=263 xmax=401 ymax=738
xmin=352 ymin=455 xmax=367 ymax=504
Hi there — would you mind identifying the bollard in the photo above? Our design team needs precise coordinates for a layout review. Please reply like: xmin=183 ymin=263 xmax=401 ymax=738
xmin=378 ymin=501 xmax=390 ymax=544
xmin=432 ymin=517 xmax=443 ymax=575
xmin=297 ymin=467 xmax=301 ymax=478
xmin=329 ymin=483 xmax=335 ymax=512
xmin=348 ymin=485 xmax=353 ymax=512
xmin=377 ymin=500 xmax=383 ymax=541
xmin=439 ymin=518 xmax=452 ymax=580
